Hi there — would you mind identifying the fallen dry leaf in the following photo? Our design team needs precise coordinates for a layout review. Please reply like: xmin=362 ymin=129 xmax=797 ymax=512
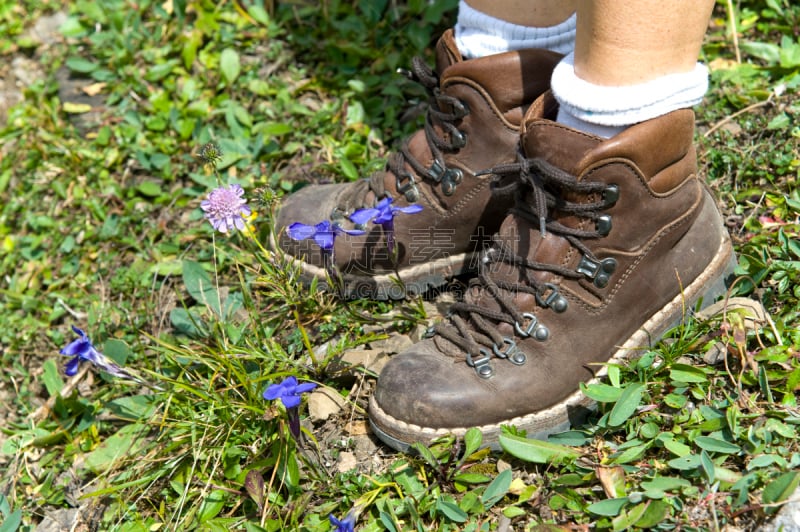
xmin=81 ymin=82 xmax=106 ymax=96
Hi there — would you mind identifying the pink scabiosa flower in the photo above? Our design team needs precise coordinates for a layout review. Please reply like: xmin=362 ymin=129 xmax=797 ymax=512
xmin=349 ymin=197 xmax=422 ymax=253
xmin=201 ymin=184 xmax=252 ymax=233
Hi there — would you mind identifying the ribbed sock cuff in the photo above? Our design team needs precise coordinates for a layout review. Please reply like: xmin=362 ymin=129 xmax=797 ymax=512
xmin=455 ymin=0 xmax=576 ymax=58
xmin=551 ymin=52 xmax=709 ymax=127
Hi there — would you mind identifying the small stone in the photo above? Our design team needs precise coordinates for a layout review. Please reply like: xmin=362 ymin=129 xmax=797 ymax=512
xmin=342 ymin=349 xmax=389 ymax=373
xmin=353 ymin=434 xmax=378 ymax=456
xmin=34 ymin=509 xmax=80 ymax=532
xmin=703 ymin=342 xmax=728 ymax=365
xmin=329 ymin=349 xmax=389 ymax=376
xmin=371 ymin=334 xmax=413 ymax=354
xmin=26 ymin=12 xmax=68 ymax=46
xmin=345 ymin=420 xmax=369 ymax=436
xmin=421 ymin=301 xmax=440 ymax=319
xmin=307 ymin=385 xmax=347 ymax=422
xmin=497 ymin=515 xmax=512 ymax=532
xmin=12 ymin=56 xmax=45 ymax=87
xmin=313 ymin=339 xmax=335 ymax=360
xmin=336 ymin=451 xmax=358 ymax=473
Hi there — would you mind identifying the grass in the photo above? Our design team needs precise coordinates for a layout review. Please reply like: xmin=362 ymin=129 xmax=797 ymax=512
xmin=1 ymin=0 xmax=799 ymax=530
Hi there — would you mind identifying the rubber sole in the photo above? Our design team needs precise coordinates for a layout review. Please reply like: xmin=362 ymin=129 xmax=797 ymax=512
xmin=271 ymin=232 xmax=481 ymax=300
xmin=368 ymin=231 xmax=737 ymax=452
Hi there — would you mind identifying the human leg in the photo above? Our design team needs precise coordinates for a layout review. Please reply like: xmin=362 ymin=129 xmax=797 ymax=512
xmin=455 ymin=0 xmax=576 ymax=58
xmin=553 ymin=0 xmax=715 ymax=137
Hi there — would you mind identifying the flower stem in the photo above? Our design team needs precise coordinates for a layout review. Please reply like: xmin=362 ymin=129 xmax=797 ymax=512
xmin=293 ymin=309 xmax=318 ymax=371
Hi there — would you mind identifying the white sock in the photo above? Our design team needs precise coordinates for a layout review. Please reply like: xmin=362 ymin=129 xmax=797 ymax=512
xmin=455 ymin=0 xmax=576 ymax=58
xmin=551 ymin=52 xmax=709 ymax=138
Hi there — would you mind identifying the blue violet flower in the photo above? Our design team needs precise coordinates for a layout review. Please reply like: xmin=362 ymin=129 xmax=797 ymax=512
xmin=329 ymin=512 xmax=356 ymax=532
xmin=263 ymin=376 xmax=317 ymax=408
xmin=286 ymin=220 xmax=364 ymax=253
xmin=60 ymin=325 xmax=136 ymax=381
xmin=263 ymin=376 xmax=317 ymax=441
xmin=349 ymin=197 xmax=422 ymax=253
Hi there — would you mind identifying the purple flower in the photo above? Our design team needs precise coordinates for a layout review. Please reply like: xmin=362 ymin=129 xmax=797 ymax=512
xmin=200 ymin=184 xmax=251 ymax=233
xmin=263 ymin=376 xmax=317 ymax=409
xmin=349 ymin=197 xmax=422 ymax=252
xmin=59 ymin=325 xmax=135 ymax=380
xmin=329 ymin=512 xmax=356 ymax=532
xmin=286 ymin=220 xmax=364 ymax=252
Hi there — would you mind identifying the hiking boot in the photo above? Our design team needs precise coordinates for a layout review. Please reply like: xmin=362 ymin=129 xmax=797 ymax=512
xmin=368 ymin=91 xmax=736 ymax=450
xmin=274 ymin=30 xmax=562 ymax=299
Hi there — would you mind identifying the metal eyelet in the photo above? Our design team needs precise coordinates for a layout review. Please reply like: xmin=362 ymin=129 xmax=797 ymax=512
xmin=452 ymin=99 xmax=469 ymax=118
xmin=395 ymin=171 xmax=419 ymax=202
xmin=514 ymin=312 xmax=550 ymax=341
xmin=576 ymin=254 xmax=618 ymax=288
xmin=603 ymin=184 xmax=620 ymax=206
xmin=466 ymin=348 xmax=494 ymax=378
xmin=535 ymin=283 xmax=569 ymax=313
xmin=446 ymin=167 xmax=463 ymax=184
xmin=429 ymin=160 xmax=445 ymax=183
xmin=493 ymin=337 xmax=526 ymax=365
xmin=451 ymin=130 xmax=467 ymax=149
xmin=596 ymin=214 xmax=612 ymax=236
xmin=441 ymin=168 xmax=462 ymax=196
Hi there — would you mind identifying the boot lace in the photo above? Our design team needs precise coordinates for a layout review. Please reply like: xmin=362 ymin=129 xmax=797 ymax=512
xmin=362 ymin=57 xmax=470 ymax=205
xmin=432 ymin=154 xmax=620 ymax=377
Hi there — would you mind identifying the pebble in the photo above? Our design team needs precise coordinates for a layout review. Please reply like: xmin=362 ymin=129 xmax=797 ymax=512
xmin=307 ymin=385 xmax=347 ymax=422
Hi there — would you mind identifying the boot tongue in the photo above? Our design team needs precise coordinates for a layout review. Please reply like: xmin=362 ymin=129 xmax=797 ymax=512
xmin=435 ymin=29 xmax=463 ymax=72
xmin=463 ymin=95 xmax=602 ymax=313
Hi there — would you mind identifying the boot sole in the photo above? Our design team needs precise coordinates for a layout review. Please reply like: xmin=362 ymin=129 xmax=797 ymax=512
xmin=271 ymin=231 xmax=480 ymax=300
xmin=369 ymin=231 xmax=736 ymax=452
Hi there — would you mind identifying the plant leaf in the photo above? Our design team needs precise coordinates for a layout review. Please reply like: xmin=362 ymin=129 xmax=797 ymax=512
xmin=499 ymin=432 xmax=580 ymax=464
xmin=667 ymin=454 xmax=702 ymax=471
xmin=482 ymin=469 xmax=512 ymax=509
xmin=197 ymin=489 xmax=227 ymax=523
xmin=700 ymin=450 xmax=715 ymax=483
xmin=65 ymin=56 xmax=98 ymax=73
xmin=410 ymin=442 xmax=439 ymax=469
xmin=436 ymin=497 xmax=467 ymax=523
xmin=762 ymin=472 xmax=800 ymax=515
xmin=669 ymin=364 xmax=708 ymax=383
xmin=182 ymin=260 xmax=221 ymax=317
xmin=220 ymin=48 xmax=241 ymax=84
xmin=694 ymin=436 xmax=741 ymax=454
xmin=463 ymin=427 xmax=482 ymax=459
xmin=41 ymin=359 xmax=64 ymax=397
xmin=586 ymin=497 xmax=629 ymax=517
xmin=608 ymin=383 xmax=644 ymax=426
xmin=580 ymin=382 xmax=623 ymax=402
xmin=0 ymin=509 xmax=22 ymax=532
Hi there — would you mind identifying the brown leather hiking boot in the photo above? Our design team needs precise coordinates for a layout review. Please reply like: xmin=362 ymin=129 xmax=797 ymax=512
xmin=274 ymin=30 xmax=562 ymax=299
xmin=368 ymin=91 xmax=736 ymax=450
